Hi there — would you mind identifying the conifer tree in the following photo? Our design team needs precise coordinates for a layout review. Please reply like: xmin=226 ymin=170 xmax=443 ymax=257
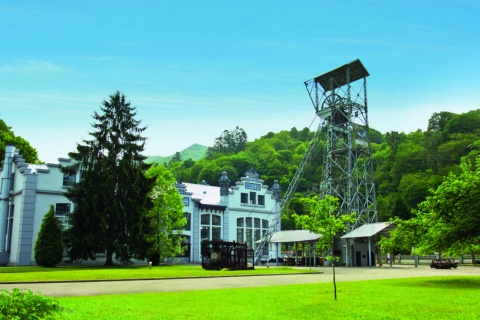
xmin=62 ymin=91 xmax=155 ymax=265
xmin=34 ymin=205 xmax=64 ymax=267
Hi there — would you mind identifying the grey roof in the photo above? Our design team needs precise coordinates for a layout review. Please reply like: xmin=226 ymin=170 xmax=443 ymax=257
xmin=268 ymin=230 xmax=322 ymax=243
xmin=183 ymin=183 xmax=222 ymax=206
xmin=312 ymin=59 xmax=369 ymax=91
xmin=341 ymin=222 xmax=396 ymax=239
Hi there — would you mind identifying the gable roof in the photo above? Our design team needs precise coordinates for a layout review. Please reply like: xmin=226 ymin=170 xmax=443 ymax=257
xmin=183 ymin=183 xmax=222 ymax=206
xmin=341 ymin=222 xmax=396 ymax=239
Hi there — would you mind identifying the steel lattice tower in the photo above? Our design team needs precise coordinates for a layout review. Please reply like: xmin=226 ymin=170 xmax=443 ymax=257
xmin=304 ymin=59 xmax=378 ymax=231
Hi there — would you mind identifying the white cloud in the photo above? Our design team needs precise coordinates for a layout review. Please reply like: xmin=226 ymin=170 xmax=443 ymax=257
xmin=0 ymin=60 xmax=68 ymax=76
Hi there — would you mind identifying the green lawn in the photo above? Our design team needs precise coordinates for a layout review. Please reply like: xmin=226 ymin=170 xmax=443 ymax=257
xmin=57 ymin=276 xmax=480 ymax=319
xmin=0 ymin=265 xmax=313 ymax=282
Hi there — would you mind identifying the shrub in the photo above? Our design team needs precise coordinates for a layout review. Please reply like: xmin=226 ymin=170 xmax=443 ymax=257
xmin=0 ymin=288 xmax=64 ymax=319
xmin=34 ymin=205 xmax=64 ymax=267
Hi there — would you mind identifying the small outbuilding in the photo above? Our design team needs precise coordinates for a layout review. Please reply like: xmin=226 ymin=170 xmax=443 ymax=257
xmin=341 ymin=222 xmax=396 ymax=267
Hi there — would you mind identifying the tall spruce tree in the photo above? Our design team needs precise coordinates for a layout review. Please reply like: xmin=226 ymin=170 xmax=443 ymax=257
xmin=34 ymin=205 xmax=64 ymax=267
xmin=62 ymin=91 xmax=154 ymax=265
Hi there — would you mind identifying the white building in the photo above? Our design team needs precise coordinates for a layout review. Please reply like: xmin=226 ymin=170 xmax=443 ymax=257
xmin=176 ymin=169 xmax=280 ymax=263
xmin=0 ymin=146 xmax=75 ymax=266
xmin=0 ymin=146 xmax=280 ymax=266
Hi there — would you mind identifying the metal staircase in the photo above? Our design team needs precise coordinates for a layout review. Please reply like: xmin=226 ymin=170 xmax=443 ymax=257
xmin=253 ymin=124 xmax=323 ymax=264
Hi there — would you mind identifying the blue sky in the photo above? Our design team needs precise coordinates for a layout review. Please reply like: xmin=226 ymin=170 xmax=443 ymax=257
xmin=1 ymin=1 xmax=479 ymax=163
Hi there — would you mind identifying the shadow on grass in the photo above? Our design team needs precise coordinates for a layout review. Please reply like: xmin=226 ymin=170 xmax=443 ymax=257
xmin=387 ymin=276 xmax=480 ymax=290
xmin=0 ymin=265 xmax=152 ymax=274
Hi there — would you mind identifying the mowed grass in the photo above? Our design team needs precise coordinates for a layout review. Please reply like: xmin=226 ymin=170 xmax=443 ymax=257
xmin=58 ymin=276 xmax=480 ymax=320
xmin=0 ymin=265 xmax=313 ymax=282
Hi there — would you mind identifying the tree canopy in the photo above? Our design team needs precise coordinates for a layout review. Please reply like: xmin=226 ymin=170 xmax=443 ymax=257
xmin=142 ymin=164 xmax=186 ymax=265
xmin=0 ymin=119 xmax=40 ymax=164
xmin=381 ymin=151 xmax=480 ymax=257
xmin=206 ymin=126 xmax=247 ymax=158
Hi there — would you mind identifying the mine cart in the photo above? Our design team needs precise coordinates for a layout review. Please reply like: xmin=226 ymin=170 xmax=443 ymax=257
xmin=201 ymin=240 xmax=254 ymax=270
xmin=430 ymin=259 xmax=458 ymax=269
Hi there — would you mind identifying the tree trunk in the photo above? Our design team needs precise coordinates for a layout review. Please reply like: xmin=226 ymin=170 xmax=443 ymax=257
xmin=105 ymin=248 xmax=114 ymax=266
xmin=332 ymin=245 xmax=337 ymax=300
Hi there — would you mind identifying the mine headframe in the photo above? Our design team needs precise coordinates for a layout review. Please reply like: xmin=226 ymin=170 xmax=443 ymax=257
xmin=304 ymin=59 xmax=378 ymax=231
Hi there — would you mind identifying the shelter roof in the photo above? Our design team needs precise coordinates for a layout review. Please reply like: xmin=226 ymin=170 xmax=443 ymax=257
xmin=313 ymin=59 xmax=369 ymax=91
xmin=268 ymin=230 xmax=322 ymax=243
xmin=341 ymin=222 xmax=396 ymax=239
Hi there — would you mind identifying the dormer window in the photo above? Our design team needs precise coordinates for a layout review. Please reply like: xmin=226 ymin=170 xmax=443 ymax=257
xmin=241 ymin=193 xmax=248 ymax=204
xmin=249 ymin=192 xmax=256 ymax=205
xmin=258 ymin=195 xmax=265 ymax=206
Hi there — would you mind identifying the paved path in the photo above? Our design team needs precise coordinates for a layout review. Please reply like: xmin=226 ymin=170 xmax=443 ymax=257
xmin=1 ymin=265 xmax=478 ymax=297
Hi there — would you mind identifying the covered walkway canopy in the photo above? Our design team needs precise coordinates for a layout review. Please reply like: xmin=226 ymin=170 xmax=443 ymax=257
xmin=258 ymin=230 xmax=322 ymax=266
xmin=269 ymin=230 xmax=321 ymax=243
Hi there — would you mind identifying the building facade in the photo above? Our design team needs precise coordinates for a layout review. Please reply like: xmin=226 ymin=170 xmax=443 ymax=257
xmin=176 ymin=168 xmax=280 ymax=263
xmin=0 ymin=146 xmax=75 ymax=266
xmin=0 ymin=146 xmax=279 ymax=266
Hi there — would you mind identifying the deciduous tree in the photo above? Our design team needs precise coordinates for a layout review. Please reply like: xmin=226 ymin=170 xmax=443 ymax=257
xmin=294 ymin=196 xmax=356 ymax=300
xmin=206 ymin=126 xmax=247 ymax=157
xmin=0 ymin=119 xmax=40 ymax=164
xmin=143 ymin=165 xmax=186 ymax=265
xmin=382 ymin=154 xmax=480 ymax=259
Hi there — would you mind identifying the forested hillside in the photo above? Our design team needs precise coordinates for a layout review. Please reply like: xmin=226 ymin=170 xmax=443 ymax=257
xmin=165 ymin=109 xmax=480 ymax=225
xmin=146 ymin=143 xmax=208 ymax=164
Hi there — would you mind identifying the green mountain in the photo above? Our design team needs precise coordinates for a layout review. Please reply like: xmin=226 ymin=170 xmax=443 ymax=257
xmin=146 ymin=143 xmax=209 ymax=164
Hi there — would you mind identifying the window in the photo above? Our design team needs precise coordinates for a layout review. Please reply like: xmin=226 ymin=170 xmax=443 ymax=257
xmin=56 ymin=203 xmax=71 ymax=230
xmin=241 ymin=193 xmax=248 ymax=204
xmin=258 ymin=195 xmax=265 ymax=206
xmin=254 ymin=229 xmax=261 ymax=242
xmin=201 ymin=213 xmax=222 ymax=242
xmin=262 ymin=219 xmax=269 ymax=229
xmin=184 ymin=212 xmax=191 ymax=231
xmin=201 ymin=227 xmax=210 ymax=240
xmin=246 ymin=229 xmax=252 ymax=248
xmin=237 ymin=218 xmax=244 ymax=227
xmin=63 ymin=174 xmax=76 ymax=187
xmin=212 ymin=227 xmax=221 ymax=241
xmin=237 ymin=228 xmax=244 ymax=243
xmin=249 ymin=192 xmax=256 ymax=205
xmin=182 ymin=197 xmax=190 ymax=206
xmin=56 ymin=203 xmax=71 ymax=215
xmin=212 ymin=215 xmax=221 ymax=226
xmin=201 ymin=214 xmax=210 ymax=225
xmin=236 ymin=216 xmax=270 ymax=252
